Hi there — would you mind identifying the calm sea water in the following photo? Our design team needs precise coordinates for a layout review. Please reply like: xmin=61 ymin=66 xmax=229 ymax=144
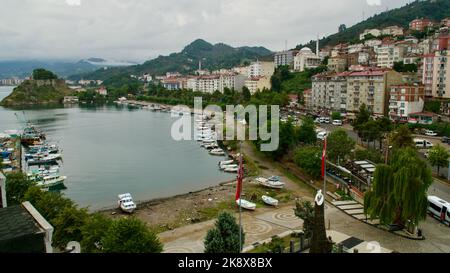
xmin=0 ymin=86 xmax=233 ymax=210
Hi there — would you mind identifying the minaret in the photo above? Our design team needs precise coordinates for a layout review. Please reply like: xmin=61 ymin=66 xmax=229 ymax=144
xmin=316 ymin=35 xmax=320 ymax=56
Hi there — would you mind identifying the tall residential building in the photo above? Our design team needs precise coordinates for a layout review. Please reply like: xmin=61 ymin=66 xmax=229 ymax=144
xmin=293 ymin=47 xmax=321 ymax=72
xmin=375 ymin=42 xmax=407 ymax=68
xmin=311 ymin=72 xmax=350 ymax=112
xmin=187 ymin=73 xmax=246 ymax=93
xmin=274 ymin=50 xmax=297 ymax=67
xmin=244 ymin=76 xmax=271 ymax=94
xmin=327 ymin=56 xmax=348 ymax=72
xmin=303 ymin=89 xmax=312 ymax=109
xmin=247 ymin=61 xmax=275 ymax=78
xmin=431 ymin=50 xmax=450 ymax=99
xmin=421 ymin=53 xmax=435 ymax=98
xmin=346 ymin=69 xmax=403 ymax=115
xmin=388 ymin=84 xmax=425 ymax=122
xmin=381 ymin=26 xmax=404 ymax=37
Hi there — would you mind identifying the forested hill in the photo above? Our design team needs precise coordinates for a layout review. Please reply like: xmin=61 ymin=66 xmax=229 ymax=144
xmin=69 ymin=39 xmax=273 ymax=81
xmin=299 ymin=0 xmax=450 ymax=49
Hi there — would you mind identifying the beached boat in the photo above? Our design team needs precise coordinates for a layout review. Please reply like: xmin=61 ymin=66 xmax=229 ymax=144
xmin=36 ymin=175 xmax=67 ymax=188
xmin=118 ymin=193 xmax=137 ymax=213
xmin=236 ymin=199 xmax=256 ymax=210
xmin=209 ymin=148 xmax=225 ymax=156
xmin=262 ymin=195 xmax=279 ymax=206
xmin=260 ymin=180 xmax=285 ymax=189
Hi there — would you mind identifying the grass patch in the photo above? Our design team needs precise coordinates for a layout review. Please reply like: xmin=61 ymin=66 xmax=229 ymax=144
xmin=197 ymin=201 xmax=236 ymax=221
xmin=242 ymin=184 xmax=293 ymax=207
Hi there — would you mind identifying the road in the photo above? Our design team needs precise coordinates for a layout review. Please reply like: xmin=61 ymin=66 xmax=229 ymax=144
xmin=317 ymin=122 xmax=450 ymax=202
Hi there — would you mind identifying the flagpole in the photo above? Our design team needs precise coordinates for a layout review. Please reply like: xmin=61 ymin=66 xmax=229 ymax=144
xmin=239 ymin=140 xmax=242 ymax=253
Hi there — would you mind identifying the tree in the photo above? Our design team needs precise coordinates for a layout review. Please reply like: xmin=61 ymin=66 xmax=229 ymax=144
xmin=296 ymin=117 xmax=317 ymax=144
xmin=294 ymin=201 xmax=314 ymax=238
xmin=364 ymin=148 xmax=433 ymax=227
xmin=242 ymin=86 xmax=251 ymax=101
xmin=294 ymin=146 xmax=322 ymax=179
xmin=327 ymin=129 xmax=355 ymax=163
xmin=204 ymin=212 xmax=244 ymax=253
xmin=428 ymin=144 xmax=450 ymax=174
xmin=393 ymin=62 xmax=418 ymax=73
xmin=353 ymin=148 xmax=383 ymax=164
xmin=390 ymin=125 xmax=414 ymax=150
xmin=81 ymin=213 xmax=113 ymax=253
xmin=331 ymin=112 xmax=342 ymax=120
xmin=24 ymin=188 xmax=75 ymax=222
xmin=5 ymin=172 xmax=34 ymax=205
xmin=353 ymin=104 xmax=371 ymax=133
xmin=264 ymin=119 xmax=296 ymax=159
xmin=52 ymin=206 xmax=89 ymax=248
xmin=359 ymin=120 xmax=381 ymax=148
xmin=102 ymin=217 xmax=162 ymax=253
xmin=338 ymin=24 xmax=347 ymax=33
xmin=32 ymin=68 xmax=58 ymax=80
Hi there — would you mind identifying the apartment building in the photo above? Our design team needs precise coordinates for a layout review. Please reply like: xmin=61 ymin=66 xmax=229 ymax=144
xmin=244 ymin=76 xmax=271 ymax=94
xmin=327 ymin=56 xmax=348 ymax=72
xmin=421 ymin=53 xmax=435 ymax=98
xmin=311 ymin=72 xmax=349 ymax=112
xmin=187 ymin=73 xmax=246 ymax=93
xmin=409 ymin=18 xmax=435 ymax=31
xmin=303 ymin=89 xmax=312 ymax=109
xmin=381 ymin=26 xmax=404 ymax=37
xmin=375 ymin=42 xmax=407 ymax=68
xmin=431 ymin=49 xmax=450 ymax=99
xmin=346 ymin=69 xmax=403 ymax=115
xmin=274 ymin=50 xmax=298 ymax=67
xmin=360 ymin=29 xmax=381 ymax=40
xmin=247 ymin=61 xmax=275 ymax=78
xmin=388 ymin=84 xmax=425 ymax=122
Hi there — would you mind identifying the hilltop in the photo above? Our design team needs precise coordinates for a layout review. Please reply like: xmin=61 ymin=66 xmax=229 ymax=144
xmin=0 ymin=69 xmax=72 ymax=107
xmin=69 ymin=39 xmax=273 ymax=81
xmin=298 ymin=0 xmax=450 ymax=49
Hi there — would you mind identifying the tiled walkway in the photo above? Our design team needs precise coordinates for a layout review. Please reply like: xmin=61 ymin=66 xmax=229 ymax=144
xmin=331 ymin=200 xmax=380 ymax=225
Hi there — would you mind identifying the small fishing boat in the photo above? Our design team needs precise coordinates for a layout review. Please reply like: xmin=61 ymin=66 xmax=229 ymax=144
xmin=219 ymin=164 xmax=238 ymax=170
xmin=236 ymin=199 xmax=256 ymax=211
xmin=224 ymin=167 xmax=239 ymax=173
xmin=36 ymin=175 xmax=67 ymax=188
xmin=27 ymin=154 xmax=62 ymax=165
xmin=205 ymin=143 xmax=219 ymax=150
xmin=219 ymin=160 xmax=234 ymax=166
xmin=262 ymin=195 xmax=279 ymax=206
xmin=118 ymin=193 xmax=137 ymax=213
xmin=209 ymin=148 xmax=225 ymax=156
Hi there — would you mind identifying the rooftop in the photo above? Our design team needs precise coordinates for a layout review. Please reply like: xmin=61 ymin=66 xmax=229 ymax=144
xmin=0 ymin=204 xmax=42 ymax=242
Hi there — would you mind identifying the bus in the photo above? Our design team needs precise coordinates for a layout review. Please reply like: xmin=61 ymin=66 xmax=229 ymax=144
xmin=427 ymin=196 xmax=450 ymax=226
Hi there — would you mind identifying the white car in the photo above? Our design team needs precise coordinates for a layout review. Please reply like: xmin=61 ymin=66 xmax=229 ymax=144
xmin=414 ymin=138 xmax=433 ymax=149
xmin=317 ymin=131 xmax=328 ymax=140
xmin=424 ymin=130 xmax=438 ymax=136
xmin=332 ymin=120 xmax=342 ymax=126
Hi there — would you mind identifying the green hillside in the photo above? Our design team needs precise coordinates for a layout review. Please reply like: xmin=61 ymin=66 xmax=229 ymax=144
xmin=298 ymin=0 xmax=450 ymax=49
xmin=70 ymin=39 xmax=273 ymax=81
xmin=0 ymin=69 xmax=72 ymax=107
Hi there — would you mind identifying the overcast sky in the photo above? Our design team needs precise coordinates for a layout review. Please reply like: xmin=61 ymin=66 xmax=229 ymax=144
xmin=0 ymin=0 xmax=411 ymax=63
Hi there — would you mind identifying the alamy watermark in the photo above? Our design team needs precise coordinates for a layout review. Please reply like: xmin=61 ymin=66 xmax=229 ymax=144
xmin=170 ymin=97 xmax=280 ymax=152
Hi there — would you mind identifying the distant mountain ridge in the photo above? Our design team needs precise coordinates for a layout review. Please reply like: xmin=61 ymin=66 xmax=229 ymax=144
xmin=299 ymin=0 xmax=450 ymax=50
xmin=69 ymin=39 xmax=273 ymax=81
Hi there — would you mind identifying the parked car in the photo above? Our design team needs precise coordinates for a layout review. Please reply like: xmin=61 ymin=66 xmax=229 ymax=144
xmin=414 ymin=138 xmax=433 ymax=149
xmin=332 ymin=120 xmax=342 ymax=126
xmin=441 ymin=136 xmax=450 ymax=144
xmin=424 ymin=130 xmax=438 ymax=137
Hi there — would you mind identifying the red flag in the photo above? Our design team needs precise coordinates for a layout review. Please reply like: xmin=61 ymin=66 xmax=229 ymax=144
xmin=235 ymin=155 xmax=244 ymax=201
xmin=321 ymin=137 xmax=327 ymax=178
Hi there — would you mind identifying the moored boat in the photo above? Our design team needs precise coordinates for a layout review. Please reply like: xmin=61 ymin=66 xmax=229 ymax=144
xmin=118 ymin=193 xmax=137 ymax=213
xmin=36 ymin=175 xmax=67 ymax=188
xmin=209 ymin=148 xmax=225 ymax=156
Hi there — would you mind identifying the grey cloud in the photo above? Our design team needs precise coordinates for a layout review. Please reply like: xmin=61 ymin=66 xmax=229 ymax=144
xmin=0 ymin=0 xmax=410 ymax=62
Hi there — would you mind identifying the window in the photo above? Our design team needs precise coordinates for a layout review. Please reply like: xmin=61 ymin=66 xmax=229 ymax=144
xmin=429 ymin=202 xmax=442 ymax=213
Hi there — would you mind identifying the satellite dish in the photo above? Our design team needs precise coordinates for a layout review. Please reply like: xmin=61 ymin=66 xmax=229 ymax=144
xmin=315 ymin=190 xmax=324 ymax=206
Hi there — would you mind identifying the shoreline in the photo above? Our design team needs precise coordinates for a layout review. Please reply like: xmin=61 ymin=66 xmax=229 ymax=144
xmin=96 ymin=178 xmax=237 ymax=213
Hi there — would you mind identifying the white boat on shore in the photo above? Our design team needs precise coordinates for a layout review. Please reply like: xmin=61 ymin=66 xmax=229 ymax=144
xmin=219 ymin=160 xmax=234 ymax=166
xmin=209 ymin=148 xmax=225 ymax=156
xmin=118 ymin=193 xmax=137 ymax=213
xmin=256 ymin=177 xmax=285 ymax=189
xmin=262 ymin=195 xmax=279 ymax=206
xmin=219 ymin=164 xmax=238 ymax=170
xmin=236 ymin=199 xmax=256 ymax=210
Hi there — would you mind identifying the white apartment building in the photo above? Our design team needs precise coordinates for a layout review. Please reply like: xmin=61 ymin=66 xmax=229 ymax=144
xmin=274 ymin=50 xmax=297 ymax=67
xmin=364 ymin=39 xmax=382 ymax=48
xmin=247 ymin=61 xmax=275 ymax=78
xmin=244 ymin=77 xmax=271 ymax=94
xmin=381 ymin=26 xmax=404 ymax=37
xmin=432 ymin=50 xmax=450 ymax=99
xmin=187 ymin=73 xmax=246 ymax=93
xmin=293 ymin=47 xmax=322 ymax=72
xmin=348 ymin=44 xmax=364 ymax=54
xmin=375 ymin=43 xmax=407 ymax=68
xmin=311 ymin=72 xmax=349 ymax=112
